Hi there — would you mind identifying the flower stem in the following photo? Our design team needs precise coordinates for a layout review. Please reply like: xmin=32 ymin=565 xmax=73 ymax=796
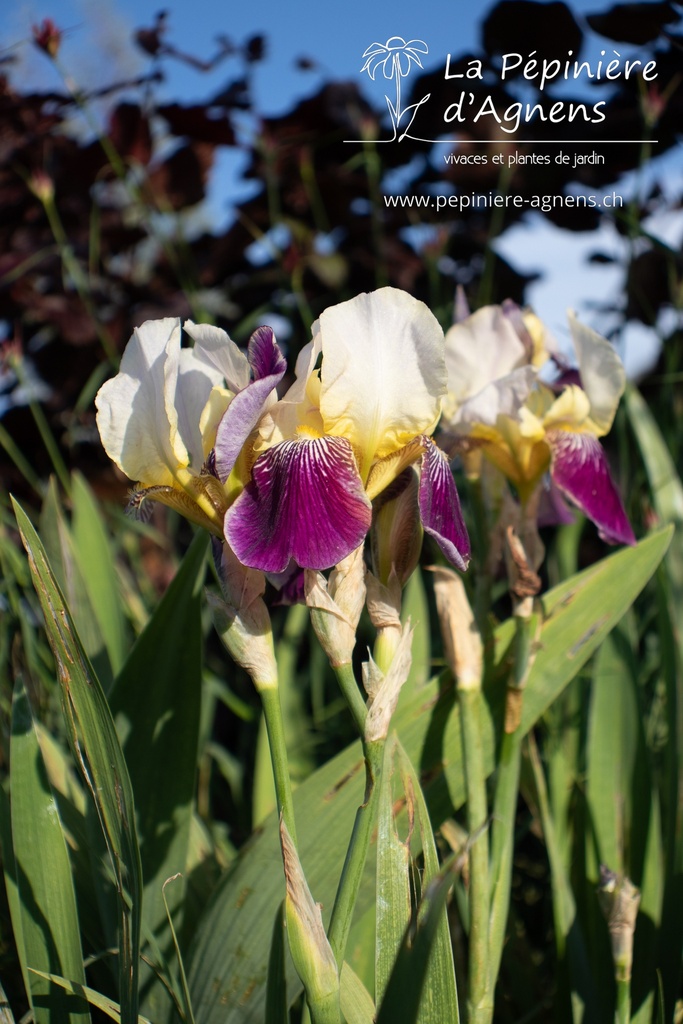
xmin=488 ymin=608 xmax=536 ymax=990
xmin=458 ymin=681 xmax=492 ymax=1024
xmin=334 ymin=662 xmax=367 ymax=736
xmin=309 ymin=993 xmax=342 ymax=1024
xmin=616 ymin=974 xmax=631 ymax=1024
xmin=260 ymin=685 xmax=297 ymax=845
xmin=327 ymin=738 xmax=383 ymax=966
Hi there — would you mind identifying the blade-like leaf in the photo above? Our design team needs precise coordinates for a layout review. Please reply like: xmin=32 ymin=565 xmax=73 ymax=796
xmin=527 ymin=736 xmax=597 ymax=1024
xmin=625 ymin=384 xmax=683 ymax=1021
xmin=395 ymin=739 xmax=459 ymax=1024
xmin=401 ymin=567 xmax=431 ymax=693
xmin=12 ymin=498 xmax=142 ymax=1024
xmin=161 ymin=876 xmax=196 ymax=1024
xmin=186 ymin=529 xmax=672 ymax=1024
xmin=339 ymin=962 xmax=375 ymax=1024
xmin=265 ymin=903 xmax=287 ymax=1024
xmin=10 ymin=678 xmax=90 ymax=1024
xmin=71 ymin=472 xmax=128 ymax=679
xmin=375 ymin=736 xmax=412 ymax=1006
xmin=375 ymin=864 xmax=454 ymax=1024
xmin=108 ymin=530 xmax=207 ymax=1019
xmin=39 ymin=478 xmax=115 ymax=689
xmin=28 ymin=972 xmax=151 ymax=1024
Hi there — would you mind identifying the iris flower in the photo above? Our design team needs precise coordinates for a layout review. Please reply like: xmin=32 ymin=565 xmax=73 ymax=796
xmin=222 ymin=288 xmax=470 ymax=574
xmin=95 ymin=317 xmax=286 ymax=534
xmin=441 ymin=303 xmax=635 ymax=546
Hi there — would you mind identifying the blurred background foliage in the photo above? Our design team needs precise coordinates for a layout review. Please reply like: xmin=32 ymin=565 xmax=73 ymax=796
xmin=1 ymin=0 xmax=682 ymax=1021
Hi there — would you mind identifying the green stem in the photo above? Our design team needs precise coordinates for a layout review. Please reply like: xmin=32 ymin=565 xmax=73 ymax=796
xmin=487 ymin=727 xmax=523 ymax=987
xmin=488 ymin=611 xmax=535 ymax=990
xmin=615 ymin=975 xmax=630 ymax=1024
xmin=327 ymin=738 xmax=383 ymax=966
xmin=334 ymin=662 xmax=367 ymax=736
xmin=41 ymin=193 xmax=119 ymax=366
xmin=26 ymin=395 xmax=71 ymax=497
xmin=308 ymin=992 xmax=342 ymax=1024
xmin=458 ymin=685 xmax=492 ymax=1024
xmin=260 ymin=686 xmax=297 ymax=845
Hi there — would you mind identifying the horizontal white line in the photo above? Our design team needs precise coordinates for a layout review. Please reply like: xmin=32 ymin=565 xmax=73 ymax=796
xmin=344 ymin=139 xmax=658 ymax=144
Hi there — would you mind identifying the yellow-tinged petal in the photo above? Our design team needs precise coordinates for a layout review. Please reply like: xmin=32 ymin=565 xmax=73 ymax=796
xmin=543 ymin=384 xmax=592 ymax=432
xmin=521 ymin=310 xmax=553 ymax=368
xmin=176 ymin=347 xmax=223 ymax=468
xmin=96 ymin=318 xmax=189 ymax=487
xmin=199 ymin=387 xmax=234 ymax=458
xmin=318 ymin=288 xmax=446 ymax=479
xmin=256 ymin=335 xmax=323 ymax=449
xmin=472 ymin=417 xmax=550 ymax=498
xmin=365 ymin=436 xmax=424 ymax=501
xmin=568 ymin=312 xmax=625 ymax=435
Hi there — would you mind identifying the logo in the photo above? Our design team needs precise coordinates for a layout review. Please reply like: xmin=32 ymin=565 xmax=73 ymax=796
xmin=359 ymin=37 xmax=431 ymax=141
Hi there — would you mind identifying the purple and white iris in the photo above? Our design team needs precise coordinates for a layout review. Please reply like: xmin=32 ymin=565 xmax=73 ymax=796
xmin=95 ymin=289 xmax=471 ymax=575
xmin=222 ymin=288 xmax=470 ymax=573
xmin=440 ymin=303 xmax=635 ymax=546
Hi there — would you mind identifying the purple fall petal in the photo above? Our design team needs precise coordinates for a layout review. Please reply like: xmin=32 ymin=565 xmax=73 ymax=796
xmin=248 ymin=325 xmax=288 ymax=381
xmin=224 ymin=436 xmax=372 ymax=573
xmin=267 ymin=561 xmax=307 ymax=606
xmin=215 ymin=326 xmax=287 ymax=482
xmin=537 ymin=478 xmax=575 ymax=529
xmin=548 ymin=430 xmax=635 ymax=546
xmin=419 ymin=438 xmax=470 ymax=571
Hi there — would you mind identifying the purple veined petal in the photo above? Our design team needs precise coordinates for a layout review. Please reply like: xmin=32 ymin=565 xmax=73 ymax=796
xmin=214 ymin=326 xmax=287 ymax=483
xmin=224 ymin=436 xmax=372 ymax=573
xmin=548 ymin=429 xmax=636 ymax=546
xmin=418 ymin=438 xmax=471 ymax=571
xmin=248 ymin=325 xmax=288 ymax=382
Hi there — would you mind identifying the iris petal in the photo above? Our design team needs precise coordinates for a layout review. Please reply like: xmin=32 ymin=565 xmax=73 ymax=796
xmin=319 ymin=288 xmax=445 ymax=478
xmin=419 ymin=439 xmax=470 ymax=570
xmin=224 ymin=436 xmax=372 ymax=572
xmin=549 ymin=430 xmax=635 ymax=545
xmin=443 ymin=305 xmax=529 ymax=413
xmin=568 ymin=313 xmax=625 ymax=435
xmin=184 ymin=321 xmax=250 ymax=392
xmin=214 ymin=327 xmax=288 ymax=482
xmin=95 ymin=318 xmax=220 ymax=487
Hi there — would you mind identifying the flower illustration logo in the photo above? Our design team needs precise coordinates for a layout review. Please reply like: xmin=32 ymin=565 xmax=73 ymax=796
xmin=361 ymin=36 xmax=430 ymax=141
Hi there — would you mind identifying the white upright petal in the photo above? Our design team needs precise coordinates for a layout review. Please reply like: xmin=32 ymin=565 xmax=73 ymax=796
xmin=450 ymin=365 xmax=537 ymax=428
xmin=176 ymin=348 xmax=224 ymax=468
xmin=443 ymin=305 xmax=528 ymax=409
xmin=568 ymin=312 xmax=625 ymax=435
xmin=318 ymin=288 xmax=445 ymax=477
xmin=96 ymin=318 xmax=188 ymax=487
xmin=184 ymin=320 xmax=250 ymax=392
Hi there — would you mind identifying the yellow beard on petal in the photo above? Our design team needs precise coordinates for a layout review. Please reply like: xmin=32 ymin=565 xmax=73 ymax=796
xmin=296 ymin=424 xmax=323 ymax=440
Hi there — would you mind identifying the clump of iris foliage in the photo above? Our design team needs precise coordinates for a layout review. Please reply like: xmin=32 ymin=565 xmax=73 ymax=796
xmin=1 ymin=5 xmax=683 ymax=1024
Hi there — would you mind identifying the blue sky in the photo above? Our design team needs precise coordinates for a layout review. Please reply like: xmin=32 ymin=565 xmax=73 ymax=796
xmin=2 ymin=0 xmax=681 ymax=374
